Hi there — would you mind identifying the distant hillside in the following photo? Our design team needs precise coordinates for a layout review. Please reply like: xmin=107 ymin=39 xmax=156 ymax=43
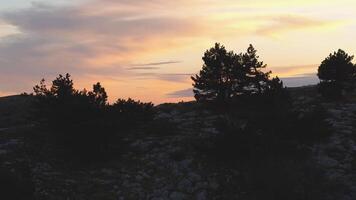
xmin=0 ymin=95 xmax=34 ymax=128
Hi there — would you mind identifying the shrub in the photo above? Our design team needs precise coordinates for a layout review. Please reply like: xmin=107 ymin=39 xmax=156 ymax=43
xmin=318 ymin=81 xmax=343 ymax=99
xmin=144 ymin=118 xmax=179 ymax=136
xmin=207 ymin=102 xmax=330 ymax=162
xmin=33 ymin=75 xmax=112 ymax=157
xmin=201 ymin=103 xmax=333 ymax=200
xmin=317 ymin=49 xmax=356 ymax=98
xmin=290 ymin=105 xmax=331 ymax=144
xmin=32 ymin=74 xmax=154 ymax=159
xmin=113 ymin=98 xmax=153 ymax=117
xmin=191 ymin=43 xmax=288 ymax=104
xmin=110 ymin=98 xmax=154 ymax=127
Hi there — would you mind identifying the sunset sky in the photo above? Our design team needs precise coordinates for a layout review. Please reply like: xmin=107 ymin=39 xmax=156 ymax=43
xmin=0 ymin=0 xmax=355 ymax=104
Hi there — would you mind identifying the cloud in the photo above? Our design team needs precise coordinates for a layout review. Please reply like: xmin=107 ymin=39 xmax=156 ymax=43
xmin=134 ymin=73 xmax=193 ymax=83
xmin=126 ymin=60 xmax=182 ymax=70
xmin=0 ymin=2 xmax=339 ymax=79
xmin=270 ymin=64 xmax=318 ymax=77
xmin=127 ymin=67 xmax=160 ymax=70
xmin=0 ymin=1 xmax=204 ymax=102
xmin=0 ymin=2 xmax=202 ymax=77
xmin=254 ymin=15 xmax=341 ymax=37
xmin=130 ymin=61 xmax=181 ymax=66
xmin=166 ymin=88 xmax=194 ymax=98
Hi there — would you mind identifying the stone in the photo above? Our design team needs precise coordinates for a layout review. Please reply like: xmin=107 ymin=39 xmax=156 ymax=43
xmin=135 ymin=175 xmax=143 ymax=181
xmin=188 ymin=172 xmax=201 ymax=182
xmin=170 ymin=192 xmax=186 ymax=200
xmin=0 ymin=149 xmax=7 ymax=155
xmin=196 ymin=190 xmax=207 ymax=200
xmin=179 ymin=159 xmax=192 ymax=169
xmin=178 ymin=178 xmax=192 ymax=191
xmin=195 ymin=181 xmax=209 ymax=190
xmin=101 ymin=168 xmax=114 ymax=175
xmin=209 ymin=181 xmax=219 ymax=190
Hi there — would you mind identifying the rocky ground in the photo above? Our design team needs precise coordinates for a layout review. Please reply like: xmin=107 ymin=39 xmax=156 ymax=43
xmin=1 ymin=95 xmax=356 ymax=199
xmin=1 ymin=103 xmax=227 ymax=200
xmin=312 ymin=103 xmax=356 ymax=200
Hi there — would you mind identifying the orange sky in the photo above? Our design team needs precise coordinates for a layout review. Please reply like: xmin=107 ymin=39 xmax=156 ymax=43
xmin=0 ymin=0 xmax=355 ymax=104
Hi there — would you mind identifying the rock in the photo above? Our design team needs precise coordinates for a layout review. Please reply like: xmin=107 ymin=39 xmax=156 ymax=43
xmin=0 ymin=149 xmax=7 ymax=155
xmin=178 ymin=178 xmax=192 ymax=191
xmin=195 ymin=181 xmax=209 ymax=190
xmin=151 ymin=197 xmax=165 ymax=200
xmin=135 ymin=175 xmax=143 ymax=181
xmin=179 ymin=159 xmax=192 ymax=169
xmin=156 ymin=112 xmax=172 ymax=119
xmin=196 ymin=190 xmax=207 ymax=200
xmin=209 ymin=181 xmax=219 ymax=190
xmin=318 ymin=156 xmax=339 ymax=168
xmin=170 ymin=192 xmax=186 ymax=200
xmin=140 ymin=171 xmax=150 ymax=179
xmin=101 ymin=168 xmax=114 ymax=175
xmin=184 ymin=112 xmax=197 ymax=118
xmin=188 ymin=172 xmax=201 ymax=182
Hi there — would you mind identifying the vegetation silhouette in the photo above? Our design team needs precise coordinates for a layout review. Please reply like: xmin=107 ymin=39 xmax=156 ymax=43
xmin=191 ymin=43 xmax=288 ymax=104
xmin=190 ymin=43 xmax=335 ymax=200
xmin=317 ymin=49 xmax=356 ymax=99
xmin=32 ymin=73 xmax=154 ymax=159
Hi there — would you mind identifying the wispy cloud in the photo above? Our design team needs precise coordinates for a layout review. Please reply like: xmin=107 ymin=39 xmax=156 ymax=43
xmin=127 ymin=60 xmax=182 ymax=70
xmin=130 ymin=61 xmax=181 ymax=66
xmin=256 ymin=15 xmax=341 ymax=37
xmin=166 ymin=88 xmax=193 ymax=98
xmin=127 ymin=67 xmax=160 ymax=70
xmin=134 ymin=73 xmax=193 ymax=83
xmin=271 ymin=64 xmax=318 ymax=77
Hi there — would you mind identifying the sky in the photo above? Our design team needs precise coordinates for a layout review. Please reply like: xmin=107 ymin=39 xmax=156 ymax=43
xmin=0 ymin=0 xmax=355 ymax=104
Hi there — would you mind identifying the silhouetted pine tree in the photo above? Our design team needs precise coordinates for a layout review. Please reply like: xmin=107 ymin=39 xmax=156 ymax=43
xmin=191 ymin=43 xmax=242 ymax=102
xmin=317 ymin=49 xmax=356 ymax=98
xmin=192 ymin=43 xmax=284 ymax=102
xmin=89 ymin=82 xmax=108 ymax=107
xmin=242 ymin=44 xmax=271 ymax=95
xmin=50 ymin=73 xmax=75 ymax=98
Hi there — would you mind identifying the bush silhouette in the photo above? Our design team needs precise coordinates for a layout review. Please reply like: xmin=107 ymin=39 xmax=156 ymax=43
xmin=192 ymin=43 xmax=288 ymax=103
xmin=109 ymin=98 xmax=155 ymax=129
xmin=204 ymin=103 xmax=331 ymax=165
xmin=33 ymin=74 xmax=111 ymax=155
xmin=317 ymin=49 xmax=356 ymax=98
xmin=33 ymin=73 xmax=154 ymax=158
